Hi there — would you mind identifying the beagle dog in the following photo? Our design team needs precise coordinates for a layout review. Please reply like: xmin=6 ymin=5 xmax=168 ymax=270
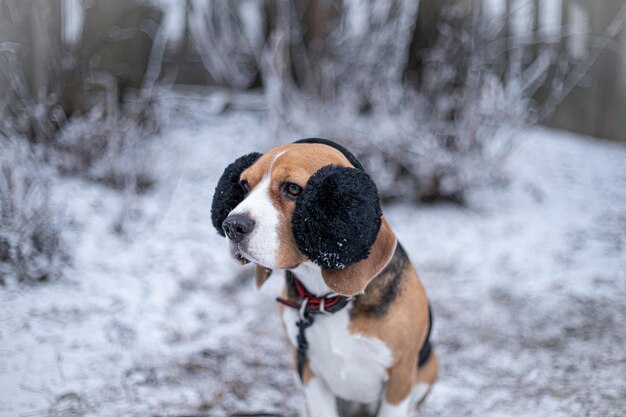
xmin=211 ymin=139 xmax=437 ymax=417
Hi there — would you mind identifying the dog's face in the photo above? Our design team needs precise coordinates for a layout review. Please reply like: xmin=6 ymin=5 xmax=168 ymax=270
xmin=211 ymin=141 xmax=395 ymax=295
xmin=222 ymin=144 xmax=350 ymax=269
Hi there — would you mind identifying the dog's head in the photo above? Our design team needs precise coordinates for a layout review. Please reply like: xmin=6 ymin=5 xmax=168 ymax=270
xmin=211 ymin=139 xmax=396 ymax=295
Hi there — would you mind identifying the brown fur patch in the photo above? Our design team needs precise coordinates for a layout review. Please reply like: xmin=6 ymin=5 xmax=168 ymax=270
xmin=292 ymin=347 xmax=315 ymax=386
xmin=240 ymin=143 xmax=354 ymax=191
xmin=386 ymin=350 xmax=420 ymax=404
xmin=415 ymin=350 xmax=438 ymax=406
xmin=351 ymin=243 xmax=408 ymax=317
xmin=349 ymin=262 xmax=431 ymax=405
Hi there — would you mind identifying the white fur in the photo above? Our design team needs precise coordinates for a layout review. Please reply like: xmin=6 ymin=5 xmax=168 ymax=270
xmin=411 ymin=382 xmax=431 ymax=406
xmin=378 ymin=394 xmax=411 ymax=417
xmin=282 ymin=263 xmax=393 ymax=404
xmin=291 ymin=261 xmax=335 ymax=295
xmin=229 ymin=152 xmax=286 ymax=268
xmin=302 ymin=377 xmax=340 ymax=417
xmin=377 ymin=383 xmax=431 ymax=417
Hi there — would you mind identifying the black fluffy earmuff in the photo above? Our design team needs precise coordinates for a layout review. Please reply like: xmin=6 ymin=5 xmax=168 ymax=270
xmin=292 ymin=164 xmax=382 ymax=270
xmin=211 ymin=152 xmax=262 ymax=236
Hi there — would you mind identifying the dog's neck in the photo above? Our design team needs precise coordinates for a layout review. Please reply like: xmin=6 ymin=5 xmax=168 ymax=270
xmin=289 ymin=241 xmax=404 ymax=299
xmin=291 ymin=262 xmax=335 ymax=296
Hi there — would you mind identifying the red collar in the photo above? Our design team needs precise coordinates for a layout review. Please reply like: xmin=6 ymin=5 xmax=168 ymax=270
xmin=276 ymin=272 xmax=352 ymax=317
xmin=276 ymin=271 xmax=353 ymax=381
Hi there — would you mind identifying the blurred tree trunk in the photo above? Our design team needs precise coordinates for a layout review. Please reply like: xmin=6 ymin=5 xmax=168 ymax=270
xmin=163 ymin=0 xmax=209 ymax=86
xmin=303 ymin=0 xmax=339 ymax=97
xmin=588 ymin=0 xmax=623 ymax=139
xmin=259 ymin=0 xmax=341 ymax=95
xmin=544 ymin=0 xmax=625 ymax=140
xmin=28 ymin=0 xmax=63 ymax=99
xmin=621 ymin=11 xmax=626 ymax=134
xmin=405 ymin=0 xmax=456 ymax=87
xmin=61 ymin=0 xmax=161 ymax=116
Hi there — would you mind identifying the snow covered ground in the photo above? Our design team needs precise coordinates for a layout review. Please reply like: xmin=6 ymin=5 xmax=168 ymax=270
xmin=1 ymin=93 xmax=625 ymax=417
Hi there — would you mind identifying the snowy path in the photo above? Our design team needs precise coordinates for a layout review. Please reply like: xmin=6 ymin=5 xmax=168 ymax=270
xmin=1 ymin=100 xmax=625 ymax=417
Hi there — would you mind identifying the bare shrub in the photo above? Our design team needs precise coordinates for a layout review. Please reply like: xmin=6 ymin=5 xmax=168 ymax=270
xmin=0 ymin=139 xmax=66 ymax=284
xmin=51 ymin=98 xmax=160 ymax=194
xmin=0 ymin=85 xmax=160 ymax=195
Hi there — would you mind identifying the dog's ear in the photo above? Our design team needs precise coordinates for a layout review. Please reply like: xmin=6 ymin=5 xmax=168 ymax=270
xmin=292 ymin=165 xmax=395 ymax=294
xmin=211 ymin=152 xmax=262 ymax=236
xmin=256 ymin=266 xmax=273 ymax=289
xmin=321 ymin=219 xmax=396 ymax=295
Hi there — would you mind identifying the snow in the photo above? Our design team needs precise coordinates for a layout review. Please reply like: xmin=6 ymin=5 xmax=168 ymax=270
xmin=1 ymin=92 xmax=625 ymax=417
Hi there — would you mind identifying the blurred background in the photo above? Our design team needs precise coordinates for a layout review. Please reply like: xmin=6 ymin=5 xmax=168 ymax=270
xmin=1 ymin=1 xmax=625 ymax=417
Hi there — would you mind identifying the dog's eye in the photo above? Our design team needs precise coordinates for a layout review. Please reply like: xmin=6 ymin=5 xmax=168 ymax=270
xmin=282 ymin=182 xmax=302 ymax=199
xmin=240 ymin=180 xmax=250 ymax=195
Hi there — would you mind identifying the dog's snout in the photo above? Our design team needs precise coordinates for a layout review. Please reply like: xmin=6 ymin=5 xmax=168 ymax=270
xmin=222 ymin=214 xmax=255 ymax=243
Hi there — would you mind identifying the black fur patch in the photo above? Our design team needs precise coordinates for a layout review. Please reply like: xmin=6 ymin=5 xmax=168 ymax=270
xmin=284 ymin=270 xmax=299 ymax=300
xmin=211 ymin=152 xmax=262 ymax=236
xmin=352 ymin=243 xmax=408 ymax=318
xmin=418 ymin=304 xmax=433 ymax=367
xmin=292 ymin=165 xmax=382 ymax=270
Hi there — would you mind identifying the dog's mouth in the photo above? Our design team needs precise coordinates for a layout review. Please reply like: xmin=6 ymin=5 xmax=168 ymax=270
xmin=230 ymin=243 xmax=255 ymax=266
xmin=234 ymin=251 xmax=249 ymax=265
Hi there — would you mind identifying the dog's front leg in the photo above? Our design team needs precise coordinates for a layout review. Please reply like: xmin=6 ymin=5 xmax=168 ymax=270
xmin=377 ymin=354 xmax=416 ymax=417
xmin=296 ymin=353 xmax=339 ymax=417
xmin=302 ymin=377 xmax=340 ymax=417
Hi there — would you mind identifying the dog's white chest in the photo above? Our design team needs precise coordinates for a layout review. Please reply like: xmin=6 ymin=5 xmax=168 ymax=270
xmin=282 ymin=304 xmax=392 ymax=403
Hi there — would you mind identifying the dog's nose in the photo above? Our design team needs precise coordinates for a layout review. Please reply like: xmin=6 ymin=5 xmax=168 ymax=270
xmin=222 ymin=214 xmax=255 ymax=243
